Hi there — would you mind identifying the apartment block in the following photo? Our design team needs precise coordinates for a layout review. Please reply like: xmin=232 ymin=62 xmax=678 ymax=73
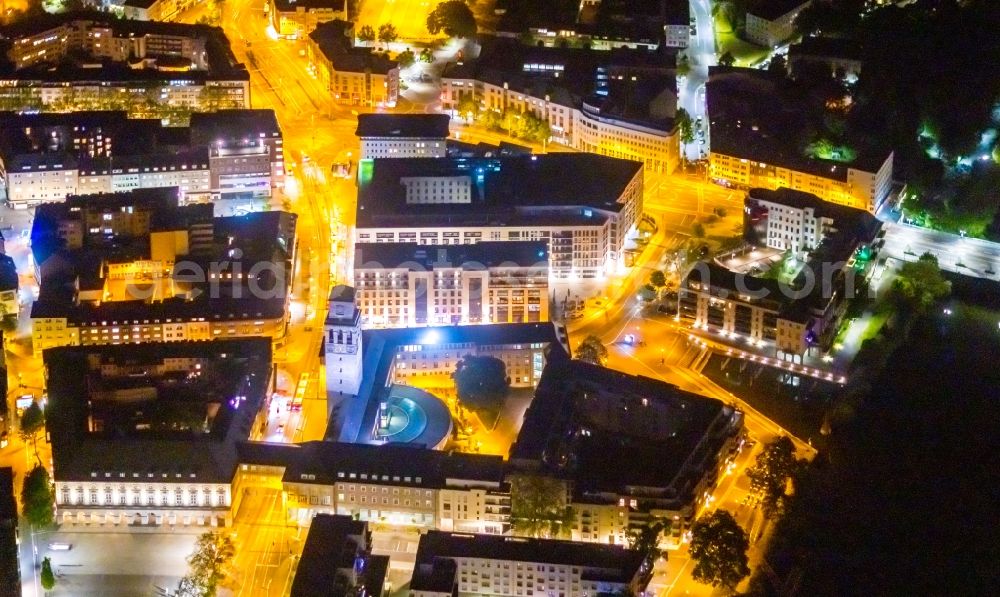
xmin=355 ymin=154 xmax=643 ymax=302
xmin=353 ymin=241 xmax=549 ymax=327
xmin=307 ymin=19 xmax=399 ymax=108
xmin=0 ymin=13 xmax=249 ymax=113
xmin=0 ymin=110 xmax=284 ymax=208
xmin=409 ymin=531 xmax=646 ymax=597
xmin=356 ymin=114 xmax=450 ymax=159
xmin=45 ymin=339 xmax=273 ymax=530
xmin=29 ymin=188 xmax=296 ymax=355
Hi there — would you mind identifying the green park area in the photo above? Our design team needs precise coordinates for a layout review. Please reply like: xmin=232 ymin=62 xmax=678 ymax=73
xmin=713 ymin=11 xmax=769 ymax=67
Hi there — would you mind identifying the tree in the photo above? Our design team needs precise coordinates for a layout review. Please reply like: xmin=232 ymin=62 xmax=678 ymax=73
xmin=454 ymin=356 xmax=509 ymax=403
xmin=746 ymin=436 xmax=801 ymax=519
xmin=628 ymin=521 xmax=666 ymax=584
xmin=377 ymin=23 xmax=398 ymax=45
xmin=649 ymin=270 xmax=667 ymax=288
xmin=676 ymin=107 xmax=695 ymax=146
xmin=184 ymin=532 xmax=236 ymax=597
xmin=718 ymin=51 xmax=736 ymax=67
xmin=891 ymin=253 xmax=951 ymax=312
xmin=396 ymin=49 xmax=416 ymax=68
xmin=357 ymin=25 xmax=376 ymax=45
xmin=575 ymin=335 xmax=608 ymax=365
xmin=40 ymin=557 xmax=55 ymax=591
xmin=689 ymin=510 xmax=751 ymax=591
xmin=767 ymin=55 xmax=787 ymax=76
xmin=419 ymin=48 xmax=434 ymax=63
xmin=509 ymin=475 xmax=576 ymax=538
xmin=426 ymin=0 xmax=477 ymax=39
xmin=19 ymin=401 xmax=44 ymax=465
xmin=692 ymin=221 xmax=706 ymax=238
xmin=677 ymin=53 xmax=691 ymax=77
xmin=21 ymin=465 xmax=53 ymax=528
xmin=456 ymin=94 xmax=479 ymax=120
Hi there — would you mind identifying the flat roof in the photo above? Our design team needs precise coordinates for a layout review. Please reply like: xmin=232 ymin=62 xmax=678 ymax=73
xmin=707 ymin=66 xmax=891 ymax=176
xmin=353 ymin=241 xmax=548 ymax=270
xmin=356 ymin=154 xmax=641 ymax=229
xmin=44 ymin=339 xmax=272 ymax=484
xmin=412 ymin=531 xmax=645 ymax=584
xmin=511 ymin=359 xmax=735 ymax=501
xmin=356 ymin=114 xmax=450 ymax=139
xmin=292 ymin=514 xmax=372 ymax=596
xmin=280 ymin=441 xmax=506 ymax=489
xmin=0 ymin=12 xmax=248 ymax=80
xmin=272 ymin=0 xmax=345 ymax=11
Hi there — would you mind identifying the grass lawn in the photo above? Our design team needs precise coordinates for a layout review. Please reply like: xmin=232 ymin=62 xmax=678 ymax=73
xmin=713 ymin=12 xmax=770 ymax=66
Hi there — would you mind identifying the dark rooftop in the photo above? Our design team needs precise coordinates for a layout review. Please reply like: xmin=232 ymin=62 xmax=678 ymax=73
xmin=308 ymin=20 xmax=397 ymax=75
xmin=272 ymin=0 xmax=345 ymax=11
xmin=788 ymin=36 xmax=862 ymax=62
xmin=412 ymin=531 xmax=645 ymax=585
xmin=280 ymin=441 xmax=506 ymax=490
xmin=0 ymin=468 xmax=15 ymax=522
xmin=44 ymin=339 xmax=272 ymax=484
xmin=747 ymin=0 xmax=810 ymax=21
xmin=353 ymin=241 xmax=548 ymax=270
xmin=510 ymin=359 xmax=737 ymax=502
xmin=291 ymin=514 xmax=374 ymax=597
xmin=707 ymin=66 xmax=891 ymax=177
xmin=355 ymin=114 xmax=450 ymax=139
xmin=356 ymin=154 xmax=642 ymax=229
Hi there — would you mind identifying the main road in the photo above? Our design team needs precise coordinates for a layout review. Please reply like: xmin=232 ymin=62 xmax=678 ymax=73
xmin=881 ymin=222 xmax=1000 ymax=279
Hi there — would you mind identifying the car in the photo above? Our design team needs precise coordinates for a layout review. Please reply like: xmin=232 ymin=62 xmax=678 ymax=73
xmin=48 ymin=542 xmax=72 ymax=551
xmin=419 ymin=73 xmax=433 ymax=83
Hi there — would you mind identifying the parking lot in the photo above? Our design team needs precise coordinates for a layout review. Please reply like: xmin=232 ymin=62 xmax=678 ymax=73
xmin=21 ymin=530 xmax=195 ymax=596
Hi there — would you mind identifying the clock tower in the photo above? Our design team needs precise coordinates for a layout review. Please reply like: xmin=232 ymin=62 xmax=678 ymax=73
xmin=324 ymin=285 xmax=363 ymax=400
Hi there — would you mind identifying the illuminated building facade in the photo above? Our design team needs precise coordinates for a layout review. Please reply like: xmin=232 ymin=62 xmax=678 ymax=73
xmin=45 ymin=339 xmax=273 ymax=530
xmin=353 ymin=241 xmax=549 ymax=327
xmin=0 ymin=14 xmax=250 ymax=113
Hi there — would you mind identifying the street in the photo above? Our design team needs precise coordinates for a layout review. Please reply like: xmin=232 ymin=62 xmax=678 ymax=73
xmin=881 ymin=222 xmax=1000 ymax=279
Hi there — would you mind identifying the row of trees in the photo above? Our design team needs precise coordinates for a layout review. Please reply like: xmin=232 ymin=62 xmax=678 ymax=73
xmin=357 ymin=23 xmax=399 ymax=46
xmin=457 ymin=105 xmax=552 ymax=144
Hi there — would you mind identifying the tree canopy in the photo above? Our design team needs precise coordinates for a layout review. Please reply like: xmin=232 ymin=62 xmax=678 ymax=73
xmin=40 ymin=557 xmax=55 ymax=591
xmin=689 ymin=510 xmax=751 ymax=591
xmin=575 ymin=335 xmax=608 ymax=365
xmin=183 ymin=532 xmax=236 ymax=597
xmin=396 ymin=50 xmax=416 ymax=68
xmin=453 ymin=356 xmax=509 ymax=426
xmin=891 ymin=253 xmax=951 ymax=312
xmin=509 ymin=475 xmax=576 ymax=538
xmin=357 ymin=25 xmax=376 ymax=44
xmin=676 ymin=107 xmax=695 ymax=146
xmin=746 ymin=436 xmax=802 ymax=519
xmin=19 ymin=401 xmax=44 ymax=465
xmin=427 ymin=0 xmax=477 ymax=38
xmin=377 ymin=23 xmax=399 ymax=44
xmin=21 ymin=465 xmax=53 ymax=528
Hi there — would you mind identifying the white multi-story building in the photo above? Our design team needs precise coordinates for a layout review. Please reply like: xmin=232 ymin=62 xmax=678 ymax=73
xmin=267 ymin=0 xmax=348 ymax=39
xmin=0 ymin=15 xmax=250 ymax=113
xmin=355 ymin=154 xmax=643 ymax=302
xmin=353 ymin=241 xmax=549 ymax=327
xmin=744 ymin=0 xmax=812 ymax=48
xmin=439 ymin=46 xmax=681 ymax=174
xmin=408 ymin=531 xmax=646 ymax=597
xmin=1 ymin=110 xmax=284 ymax=208
xmin=280 ymin=442 xmax=511 ymax=534
xmin=745 ymin=187 xmax=856 ymax=254
xmin=356 ymin=114 xmax=450 ymax=160
xmin=46 ymin=339 xmax=273 ymax=531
